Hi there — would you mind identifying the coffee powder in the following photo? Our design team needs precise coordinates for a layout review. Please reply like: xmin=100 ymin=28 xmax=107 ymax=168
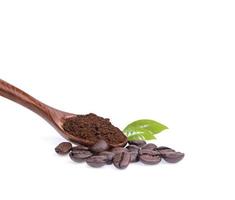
xmin=62 ymin=113 xmax=127 ymax=145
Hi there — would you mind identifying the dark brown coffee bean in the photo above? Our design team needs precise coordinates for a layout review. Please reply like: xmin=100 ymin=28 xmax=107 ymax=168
xmin=128 ymin=140 xmax=146 ymax=147
xmin=139 ymin=148 xmax=161 ymax=165
xmin=158 ymin=148 xmax=175 ymax=157
xmin=69 ymin=150 xmax=93 ymax=162
xmin=90 ymin=140 xmax=109 ymax=153
xmin=99 ymin=151 xmax=115 ymax=164
xmin=157 ymin=146 xmax=174 ymax=151
xmin=111 ymin=147 xmax=128 ymax=155
xmin=139 ymin=149 xmax=160 ymax=156
xmin=157 ymin=146 xmax=175 ymax=158
xmin=162 ymin=152 xmax=184 ymax=163
xmin=86 ymin=155 xmax=107 ymax=168
xmin=55 ymin=142 xmax=72 ymax=155
xmin=113 ymin=152 xmax=131 ymax=169
xmin=72 ymin=144 xmax=89 ymax=151
xmin=142 ymin=143 xmax=157 ymax=150
xmin=140 ymin=154 xmax=161 ymax=165
xmin=129 ymin=150 xmax=139 ymax=162
xmin=126 ymin=145 xmax=140 ymax=152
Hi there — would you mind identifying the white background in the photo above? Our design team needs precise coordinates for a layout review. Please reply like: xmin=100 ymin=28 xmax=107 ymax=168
xmin=0 ymin=1 xmax=235 ymax=199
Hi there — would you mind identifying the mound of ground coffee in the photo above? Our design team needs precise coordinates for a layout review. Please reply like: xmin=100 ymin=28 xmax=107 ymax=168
xmin=62 ymin=113 xmax=127 ymax=145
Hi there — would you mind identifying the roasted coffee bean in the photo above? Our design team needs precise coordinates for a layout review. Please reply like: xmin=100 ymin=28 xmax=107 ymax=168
xmin=56 ymin=140 xmax=184 ymax=168
xmin=128 ymin=140 xmax=146 ymax=147
xmin=99 ymin=151 xmax=115 ymax=164
xmin=157 ymin=146 xmax=174 ymax=151
xmin=55 ymin=142 xmax=72 ymax=155
xmin=139 ymin=149 xmax=160 ymax=156
xmin=90 ymin=140 xmax=109 ymax=153
xmin=113 ymin=152 xmax=131 ymax=169
xmin=139 ymin=154 xmax=161 ymax=165
xmin=86 ymin=155 xmax=107 ymax=168
xmin=72 ymin=144 xmax=89 ymax=151
xmin=111 ymin=147 xmax=128 ymax=155
xmin=157 ymin=146 xmax=175 ymax=157
xmin=69 ymin=150 xmax=93 ymax=162
xmin=126 ymin=145 xmax=140 ymax=152
xmin=142 ymin=143 xmax=157 ymax=150
xmin=139 ymin=148 xmax=161 ymax=165
xmin=129 ymin=150 xmax=139 ymax=162
xmin=162 ymin=152 xmax=184 ymax=163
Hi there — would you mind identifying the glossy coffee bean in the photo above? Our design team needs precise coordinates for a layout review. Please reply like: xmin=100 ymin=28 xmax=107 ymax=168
xmin=99 ymin=151 xmax=115 ymax=164
xmin=111 ymin=147 xmax=128 ymax=155
xmin=113 ymin=152 xmax=131 ymax=169
xmin=157 ymin=146 xmax=174 ymax=151
xmin=126 ymin=145 xmax=140 ymax=152
xmin=128 ymin=140 xmax=146 ymax=147
xmin=139 ymin=149 xmax=159 ymax=156
xmin=157 ymin=147 xmax=175 ymax=157
xmin=86 ymin=155 xmax=107 ymax=168
xmin=139 ymin=148 xmax=161 ymax=165
xmin=129 ymin=150 xmax=139 ymax=162
xmin=55 ymin=142 xmax=72 ymax=155
xmin=162 ymin=152 xmax=184 ymax=163
xmin=90 ymin=140 xmax=109 ymax=153
xmin=142 ymin=143 xmax=157 ymax=150
xmin=69 ymin=150 xmax=93 ymax=162
xmin=72 ymin=144 xmax=89 ymax=151
xmin=140 ymin=154 xmax=161 ymax=165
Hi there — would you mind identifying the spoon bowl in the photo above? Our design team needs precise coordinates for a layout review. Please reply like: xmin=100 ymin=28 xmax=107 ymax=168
xmin=0 ymin=79 xmax=127 ymax=147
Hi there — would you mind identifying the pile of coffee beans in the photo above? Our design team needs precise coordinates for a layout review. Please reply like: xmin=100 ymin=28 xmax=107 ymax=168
xmin=55 ymin=140 xmax=184 ymax=169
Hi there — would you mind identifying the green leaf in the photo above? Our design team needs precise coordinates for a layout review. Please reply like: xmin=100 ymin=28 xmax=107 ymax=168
xmin=123 ymin=119 xmax=168 ymax=141
xmin=125 ymin=127 xmax=156 ymax=141
xmin=128 ymin=133 xmax=156 ymax=141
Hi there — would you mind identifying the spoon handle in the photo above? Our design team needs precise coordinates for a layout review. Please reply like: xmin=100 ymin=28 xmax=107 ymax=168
xmin=0 ymin=79 xmax=58 ymax=123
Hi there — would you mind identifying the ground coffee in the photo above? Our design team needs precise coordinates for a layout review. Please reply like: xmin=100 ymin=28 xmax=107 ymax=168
xmin=63 ymin=113 xmax=126 ymax=146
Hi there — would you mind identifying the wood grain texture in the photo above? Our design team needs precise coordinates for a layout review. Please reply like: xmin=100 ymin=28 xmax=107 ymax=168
xmin=0 ymin=79 xmax=127 ymax=147
xmin=0 ymin=79 xmax=78 ymax=141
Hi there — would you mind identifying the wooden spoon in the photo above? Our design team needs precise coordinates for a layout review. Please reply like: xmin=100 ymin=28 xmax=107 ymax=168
xmin=0 ymin=79 xmax=127 ymax=147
